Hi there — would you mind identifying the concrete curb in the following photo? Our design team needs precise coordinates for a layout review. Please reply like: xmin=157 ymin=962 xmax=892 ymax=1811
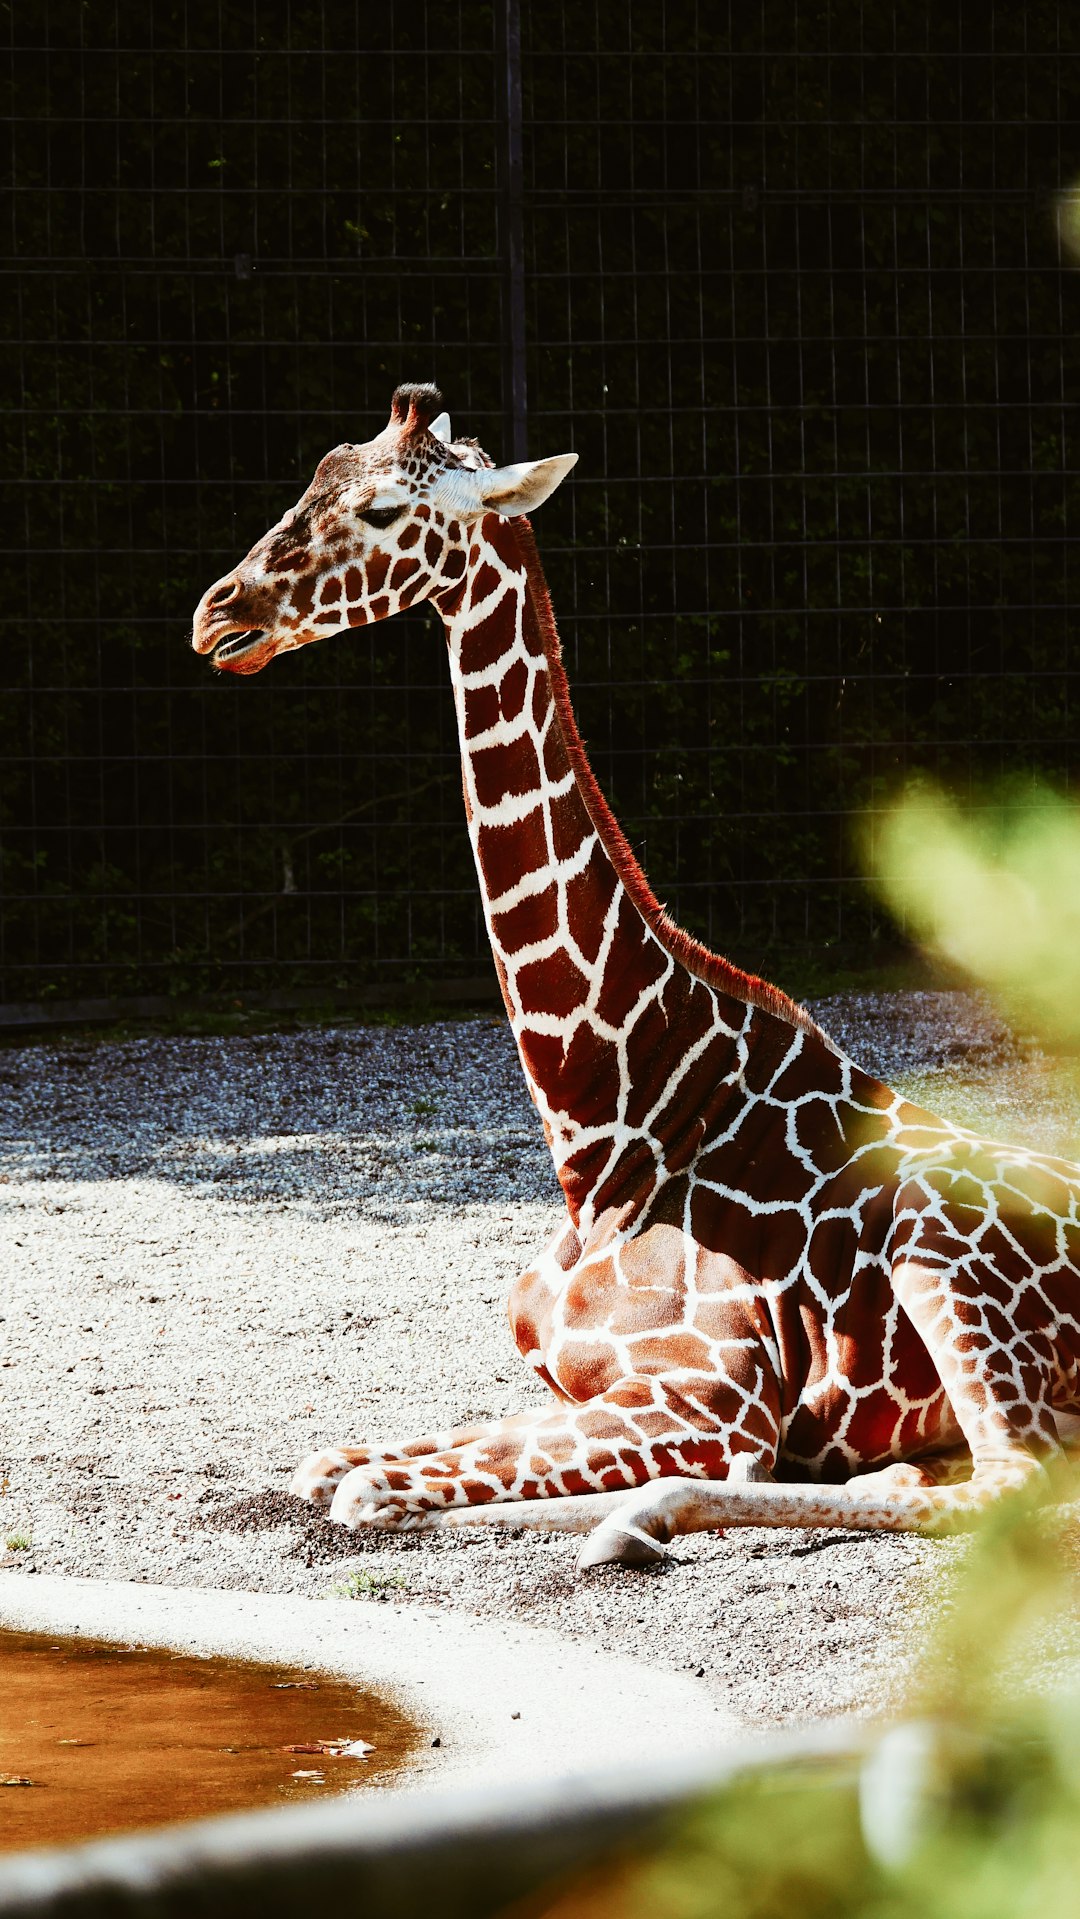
xmin=0 ymin=1727 xmax=862 ymax=1919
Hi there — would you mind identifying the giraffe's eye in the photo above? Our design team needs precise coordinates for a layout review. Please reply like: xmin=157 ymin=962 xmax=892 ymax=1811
xmin=358 ymin=503 xmax=405 ymax=530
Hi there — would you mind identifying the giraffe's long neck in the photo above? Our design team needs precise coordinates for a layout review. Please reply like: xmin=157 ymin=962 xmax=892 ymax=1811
xmin=441 ymin=515 xmax=819 ymax=1231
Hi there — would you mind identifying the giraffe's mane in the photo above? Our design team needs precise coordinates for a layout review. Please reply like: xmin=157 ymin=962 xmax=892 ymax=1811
xmin=510 ymin=517 xmax=827 ymax=1045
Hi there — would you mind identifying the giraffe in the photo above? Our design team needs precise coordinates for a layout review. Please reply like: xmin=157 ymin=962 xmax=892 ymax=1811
xmin=191 ymin=383 xmax=1080 ymax=1571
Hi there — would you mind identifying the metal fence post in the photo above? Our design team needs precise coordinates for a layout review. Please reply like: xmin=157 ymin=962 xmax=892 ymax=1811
xmin=496 ymin=0 xmax=528 ymax=461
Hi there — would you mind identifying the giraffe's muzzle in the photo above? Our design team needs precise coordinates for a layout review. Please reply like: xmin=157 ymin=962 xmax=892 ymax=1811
xmin=191 ymin=575 xmax=281 ymax=673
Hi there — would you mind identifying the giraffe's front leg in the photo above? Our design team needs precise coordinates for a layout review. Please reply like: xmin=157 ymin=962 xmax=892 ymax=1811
xmin=327 ymin=1375 xmax=778 ymax=1534
xmin=290 ymin=1414 xmax=537 ymax=1506
xmin=291 ymin=1447 xmax=378 ymax=1507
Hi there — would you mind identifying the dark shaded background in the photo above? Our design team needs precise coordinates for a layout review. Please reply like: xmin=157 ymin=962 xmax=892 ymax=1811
xmin=2 ymin=3 xmax=1078 ymax=1003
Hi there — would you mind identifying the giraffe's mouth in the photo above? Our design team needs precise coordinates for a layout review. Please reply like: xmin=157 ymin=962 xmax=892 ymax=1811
xmin=211 ymin=629 xmax=271 ymax=672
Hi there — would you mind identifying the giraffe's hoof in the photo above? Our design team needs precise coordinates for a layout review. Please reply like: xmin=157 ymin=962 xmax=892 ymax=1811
xmin=290 ymin=1449 xmax=356 ymax=1506
xmin=576 ymin=1521 xmax=668 ymax=1572
xmin=329 ymin=1468 xmax=399 ymax=1531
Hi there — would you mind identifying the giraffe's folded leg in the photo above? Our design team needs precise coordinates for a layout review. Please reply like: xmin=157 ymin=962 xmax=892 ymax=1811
xmin=324 ymin=1378 xmax=775 ymax=1534
xmin=570 ymin=1450 xmax=773 ymax=1566
xmin=291 ymin=1417 xmax=521 ymax=1506
xmin=329 ymin=1479 xmax=648 ymax=1535
xmin=575 ymin=1450 xmax=1049 ymax=1570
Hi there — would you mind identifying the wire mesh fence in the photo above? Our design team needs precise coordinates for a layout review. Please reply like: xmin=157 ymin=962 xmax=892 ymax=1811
xmin=2 ymin=2 xmax=1078 ymax=1007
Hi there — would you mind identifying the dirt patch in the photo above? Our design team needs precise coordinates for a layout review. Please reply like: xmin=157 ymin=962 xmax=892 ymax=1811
xmin=202 ymin=1491 xmax=443 ymax=1565
xmin=200 ymin=1491 xmax=311 ymax=1535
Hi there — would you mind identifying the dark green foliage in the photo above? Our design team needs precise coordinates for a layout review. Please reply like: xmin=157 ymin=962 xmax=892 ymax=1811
xmin=2 ymin=3 xmax=1078 ymax=997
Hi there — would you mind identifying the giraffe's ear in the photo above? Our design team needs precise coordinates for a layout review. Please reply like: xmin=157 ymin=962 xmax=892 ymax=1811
xmin=428 ymin=412 xmax=452 ymax=443
xmin=430 ymin=451 xmax=577 ymax=522
xmin=475 ymin=452 xmax=578 ymax=518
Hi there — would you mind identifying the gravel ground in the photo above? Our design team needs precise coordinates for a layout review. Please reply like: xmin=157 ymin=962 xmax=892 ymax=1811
xmin=2 ymin=990 xmax=1079 ymax=1731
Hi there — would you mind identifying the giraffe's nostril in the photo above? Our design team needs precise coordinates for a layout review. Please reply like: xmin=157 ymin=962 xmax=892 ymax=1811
xmin=209 ymin=581 xmax=240 ymax=608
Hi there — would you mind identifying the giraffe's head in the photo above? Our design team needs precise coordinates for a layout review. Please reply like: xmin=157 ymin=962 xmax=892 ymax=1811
xmin=191 ymin=383 xmax=577 ymax=674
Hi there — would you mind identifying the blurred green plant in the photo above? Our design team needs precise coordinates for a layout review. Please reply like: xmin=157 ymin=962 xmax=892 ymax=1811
xmin=524 ymin=1478 xmax=1080 ymax=1918
xmin=864 ymin=781 xmax=1080 ymax=1047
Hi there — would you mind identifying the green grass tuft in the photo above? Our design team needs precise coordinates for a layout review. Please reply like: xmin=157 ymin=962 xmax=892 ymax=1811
xmin=325 ymin=1568 xmax=407 ymax=1600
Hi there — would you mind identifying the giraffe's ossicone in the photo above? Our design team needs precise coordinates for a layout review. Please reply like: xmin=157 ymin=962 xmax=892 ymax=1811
xmin=192 ymin=384 xmax=1080 ymax=1569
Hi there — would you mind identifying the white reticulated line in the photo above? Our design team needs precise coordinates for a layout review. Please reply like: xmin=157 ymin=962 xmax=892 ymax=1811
xmin=465 ymin=708 xmax=535 ymax=753
xmin=581 ymin=885 xmax=627 ymax=1017
xmin=472 ymin=767 xmax=577 ymax=831
xmin=634 ymin=999 xmax=727 ymax=1144
xmin=503 ymin=930 xmax=579 ymax=975
xmin=510 ymin=1004 xmax=593 ymax=1046
xmin=455 ymin=636 xmax=532 ymax=689
xmin=488 ymin=831 xmax=599 ymax=917
xmin=760 ymin=1027 xmax=805 ymax=1094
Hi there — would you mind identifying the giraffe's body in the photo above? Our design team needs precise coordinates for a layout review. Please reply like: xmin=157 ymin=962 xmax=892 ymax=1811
xmin=192 ymin=385 xmax=1080 ymax=1567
